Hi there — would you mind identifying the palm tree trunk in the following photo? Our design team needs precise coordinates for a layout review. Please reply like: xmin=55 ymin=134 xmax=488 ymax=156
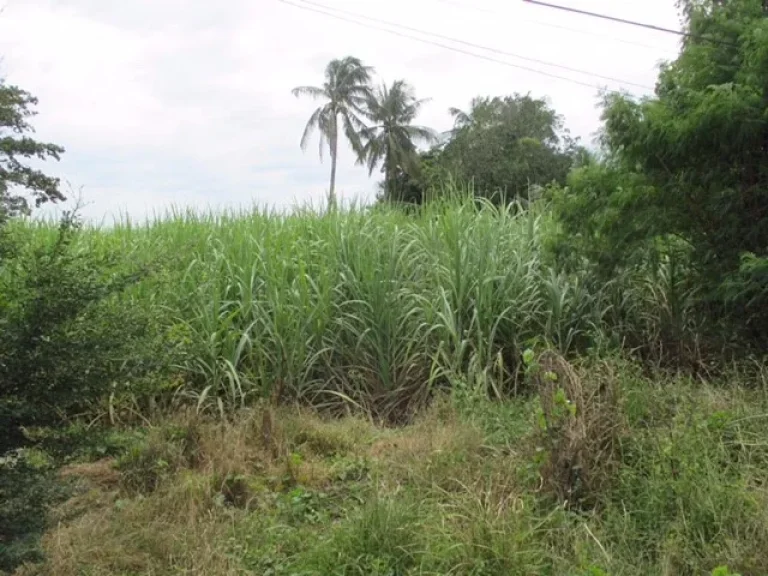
xmin=384 ymin=146 xmax=393 ymax=202
xmin=328 ymin=116 xmax=338 ymax=211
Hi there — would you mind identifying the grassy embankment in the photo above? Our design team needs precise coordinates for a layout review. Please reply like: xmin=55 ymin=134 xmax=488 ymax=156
xmin=5 ymin=199 xmax=768 ymax=575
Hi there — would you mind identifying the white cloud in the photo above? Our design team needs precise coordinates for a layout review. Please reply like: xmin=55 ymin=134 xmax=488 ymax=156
xmin=0 ymin=0 xmax=681 ymax=222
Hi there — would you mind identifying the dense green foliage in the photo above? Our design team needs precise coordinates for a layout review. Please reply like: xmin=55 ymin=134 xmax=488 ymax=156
xmin=0 ymin=446 xmax=73 ymax=572
xmin=0 ymin=215 xmax=168 ymax=452
xmin=440 ymin=94 xmax=579 ymax=203
xmin=377 ymin=94 xmax=582 ymax=205
xmin=2 ymin=199 xmax=715 ymax=423
xmin=553 ymin=0 xmax=768 ymax=346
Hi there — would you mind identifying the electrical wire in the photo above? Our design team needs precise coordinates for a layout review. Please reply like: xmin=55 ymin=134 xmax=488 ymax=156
xmin=295 ymin=0 xmax=654 ymax=90
xmin=277 ymin=0 xmax=632 ymax=93
xmin=433 ymin=0 xmax=676 ymax=53
xmin=523 ymin=0 xmax=738 ymax=48
xmin=279 ymin=0 xmax=655 ymax=92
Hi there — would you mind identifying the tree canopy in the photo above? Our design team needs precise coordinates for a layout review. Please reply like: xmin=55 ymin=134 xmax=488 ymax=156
xmin=554 ymin=0 xmax=768 ymax=343
xmin=439 ymin=94 xmax=578 ymax=203
xmin=0 ymin=81 xmax=65 ymax=221
xmin=380 ymin=93 xmax=581 ymax=206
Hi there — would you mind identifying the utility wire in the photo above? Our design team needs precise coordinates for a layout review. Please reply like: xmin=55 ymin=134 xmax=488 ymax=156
xmin=434 ymin=0 xmax=675 ymax=53
xmin=523 ymin=0 xmax=738 ymax=48
xmin=278 ymin=0 xmax=636 ymax=93
xmin=281 ymin=0 xmax=654 ymax=92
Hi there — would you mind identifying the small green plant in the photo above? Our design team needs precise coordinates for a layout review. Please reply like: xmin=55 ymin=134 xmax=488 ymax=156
xmin=581 ymin=567 xmax=608 ymax=576
xmin=115 ymin=426 xmax=195 ymax=493
xmin=331 ymin=455 xmax=370 ymax=482
xmin=711 ymin=566 xmax=742 ymax=576
xmin=296 ymin=493 xmax=422 ymax=575
xmin=273 ymin=486 xmax=344 ymax=525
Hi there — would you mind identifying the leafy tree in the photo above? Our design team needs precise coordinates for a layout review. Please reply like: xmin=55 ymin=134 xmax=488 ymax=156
xmin=358 ymin=80 xmax=437 ymax=201
xmin=440 ymin=94 xmax=577 ymax=203
xmin=0 ymin=81 xmax=65 ymax=221
xmin=554 ymin=0 xmax=768 ymax=344
xmin=374 ymin=149 xmax=446 ymax=205
xmin=292 ymin=56 xmax=374 ymax=209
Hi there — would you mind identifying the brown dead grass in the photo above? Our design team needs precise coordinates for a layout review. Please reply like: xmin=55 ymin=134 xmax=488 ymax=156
xmin=16 ymin=403 xmax=523 ymax=576
xmin=368 ymin=401 xmax=515 ymax=500
xmin=13 ymin=406 xmax=384 ymax=576
xmin=17 ymin=470 xmax=239 ymax=576
xmin=59 ymin=458 xmax=120 ymax=488
xmin=534 ymin=351 xmax=623 ymax=509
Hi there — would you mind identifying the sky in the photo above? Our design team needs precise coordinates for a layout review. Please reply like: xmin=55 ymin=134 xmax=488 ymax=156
xmin=0 ymin=0 xmax=682 ymax=223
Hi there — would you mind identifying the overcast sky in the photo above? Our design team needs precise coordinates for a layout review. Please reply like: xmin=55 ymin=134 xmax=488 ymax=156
xmin=0 ymin=0 xmax=681 ymax=223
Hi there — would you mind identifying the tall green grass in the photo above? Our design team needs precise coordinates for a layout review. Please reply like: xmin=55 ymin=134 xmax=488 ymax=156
xmin=6 ymin=196 xmax=705 ymax=419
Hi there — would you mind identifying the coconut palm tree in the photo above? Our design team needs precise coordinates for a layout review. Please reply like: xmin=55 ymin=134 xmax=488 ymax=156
xmin=446 ymin=96 xmax=491 ymax=137
xmin=357 ymin=80 xmax=436 ymax=201
xmin=292 ymin=56 xmax=374 ymax=210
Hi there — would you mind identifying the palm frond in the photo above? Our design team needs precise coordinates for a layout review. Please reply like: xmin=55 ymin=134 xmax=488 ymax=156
xmin=358 ymin=135 xmax=385 ymax=175
xmin=299 ymin=107 xmax=324 ymax=151
xmin=292 ymin=85 xmax=326 ymax=99
xmin=355 ymin=79 xmax=436 ymax=183
xmin=404 ymin=125 xmax=438 ymax=144
xmin=317 ymin=111 xmax=334 ymax=162
xmin=294 ymin=57 xmax=376 ymax=186
xmin=341 ymin=111 xmax=368 ymax=158
xmin=449 ymin=108 xmax=472 ymax=131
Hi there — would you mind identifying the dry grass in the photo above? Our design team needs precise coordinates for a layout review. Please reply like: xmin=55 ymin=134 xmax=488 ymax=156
xmin=18 ymin=472 xmax=239 ymax=576
xmin=368 ymin=401 xmax=520 ymax=508
xmin=16 ymin=366 xmax=768 ymax=576
xmin=59 ymin=459 xmax=120 ymax=488
xmin=15 ymin=402 xmax=516 ymax=576
xmin=534 ymin=351 xmax=623 ymax=508
xmin=12 ymin=406 xmax=386 ymax=576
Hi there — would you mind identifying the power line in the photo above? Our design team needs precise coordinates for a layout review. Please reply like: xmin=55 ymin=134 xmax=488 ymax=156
xmin=281 ymin=0 xmax=654 ymax=92
xmin=523 ymin=0 xmax=738 ymax=48
xmin=434 ymin=0 xmax=676 ymax=53
xmin=295 ymin=0 xmax=653 ymax=90
xmin=277 ymin=0 xmax=637 ymax=93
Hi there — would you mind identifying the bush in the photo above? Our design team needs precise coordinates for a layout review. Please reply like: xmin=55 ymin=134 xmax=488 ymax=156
xmin=0 ymin=212 xmax=167 ymax=453
xmin=0 ymin=449 xmax=70 ymax=572
xmin=0 ymin=211 xmax=178 ymax=573
xmin=550 ymin=0 xmax=768 ymax=351
xmin=526 ymin=350 xmax=622 ymax=509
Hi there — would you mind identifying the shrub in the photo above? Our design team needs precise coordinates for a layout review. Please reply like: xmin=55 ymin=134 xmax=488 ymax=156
xmin=526 ymin=350 xmax=622 ymax=509
xmin=0 ymin=449 xmax=69 ymax=572
xmin=0 ymin=212 xmax=168 ymax=453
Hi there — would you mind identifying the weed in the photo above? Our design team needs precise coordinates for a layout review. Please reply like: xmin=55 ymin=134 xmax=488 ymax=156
xmin=114 ymin=422 xmax=199 ymax=494
xmin=526 ymin=349 xmax=622 ymax=509
xmin=296 ymin=493 xmax=423 ymax=575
